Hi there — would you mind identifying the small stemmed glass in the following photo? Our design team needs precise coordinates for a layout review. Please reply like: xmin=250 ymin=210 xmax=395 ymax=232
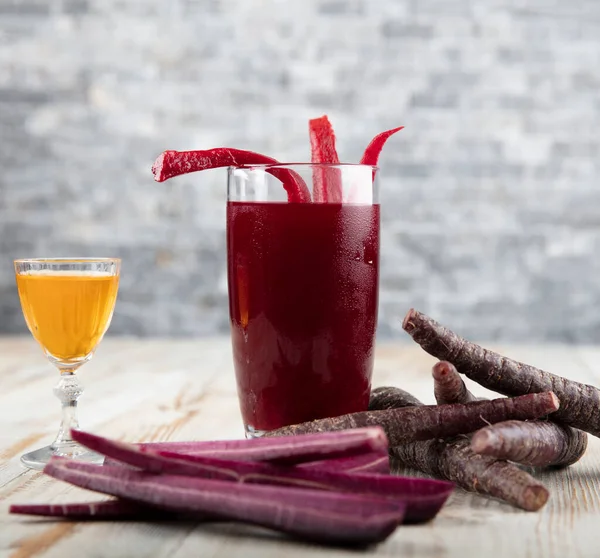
xmin=14 ymin=258 xmax=121 ymax=470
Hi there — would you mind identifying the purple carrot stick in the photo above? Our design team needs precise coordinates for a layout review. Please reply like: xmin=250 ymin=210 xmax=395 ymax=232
xmin=11 ymin=455 xmax=392 ymax=520
xmin=107 ymin=427 xmax=388 ymax=465
xmin=298 ymin=450 xmax=390 ymax=474
xmin=9 ymin=500 xmax=162 ymax=519
xmin=154 ymin=450 xmax=452 ymax=523
xmin=360 ymin=127 xmax=404 ymax=180
xmin=104 ymin=448 xmax=390 ymax=474
xmin=40 ymin=460 xmax=406 ymax=545
xmin=72 ymin=429 xmax=451 ymax=523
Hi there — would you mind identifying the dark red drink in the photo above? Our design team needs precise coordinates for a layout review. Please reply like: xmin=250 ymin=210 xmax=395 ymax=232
xmin=227 ymin=201 xmax=380 ymax=433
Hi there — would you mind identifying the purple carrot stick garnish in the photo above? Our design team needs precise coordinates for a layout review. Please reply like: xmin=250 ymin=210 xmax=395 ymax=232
xmin=360 ymin=127 xmax=404 ymax=179
xmin=151 ymin=148 xmax=311 ymax=203
xmin=309 ymin=115 xmax=343 ymax=203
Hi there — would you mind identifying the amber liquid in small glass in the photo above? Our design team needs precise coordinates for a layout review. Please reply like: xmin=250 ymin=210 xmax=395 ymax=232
xmin=16 ymin=272 xmax=119 ymax=360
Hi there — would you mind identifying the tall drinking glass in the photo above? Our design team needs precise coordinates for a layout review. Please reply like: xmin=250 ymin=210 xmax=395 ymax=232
xmin=227 ymin=164 xmax=379 ymax=437
xmin=14 ymin=258 xmax=121 ymax=469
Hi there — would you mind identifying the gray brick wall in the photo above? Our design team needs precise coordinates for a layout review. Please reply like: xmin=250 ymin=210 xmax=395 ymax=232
xmin=1 ymin=0 xmax=600 ymax=342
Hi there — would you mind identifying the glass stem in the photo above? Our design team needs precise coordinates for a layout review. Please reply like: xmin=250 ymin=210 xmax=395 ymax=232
xmin=51 ymin=370 xmax=84 ymax=450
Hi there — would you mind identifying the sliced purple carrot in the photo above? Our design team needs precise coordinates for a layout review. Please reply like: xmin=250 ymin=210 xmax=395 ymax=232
xmin=156 ymin=450 xmax=451 ymax=523
xmin=309 ymin=115 xmax=343 ymax=203
xmin=9 ymin=500 xmax=163 ymax=519
xmin=41 ymin=460 xmax=406 ymax=545
xmin=152 ymin=450 xmax=391 ymax=475
xmin=151 ymin=148 xmax=311 ymax=203
xmin=360 ymin=127 xmax=404 ymax=179
xmin=10 ymin=454 xmax=391 ymax=521
xmin=106 ymin=427 xmax=388 ymax=466
xmin=104 ymin=448 xmax=390 ymax=474
xmin=73 ymin=429 xmax=450 ymax=523
xmin=299 ymin=450 xmax=390 ymax=474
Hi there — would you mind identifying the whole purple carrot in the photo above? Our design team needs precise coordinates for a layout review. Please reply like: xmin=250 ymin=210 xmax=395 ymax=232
xmin=265 ymin=392 xmax=560 ymax=443
xmin=391 ymin=438 xmax=549 ymax=512
xmin=369 ymin=387 xmax=423 ymax=410
xmin=432 ymin=361 xmax=479 ymax=405
xmin=430 ymin=361 xmax=587 ymax=468
xmin=471 ymin=420 xmax=587 ymax=468
xmin=402 ymin=308 xmax=600 ymax=437
xmin=370 ymin=387 xmax=551 ymax=511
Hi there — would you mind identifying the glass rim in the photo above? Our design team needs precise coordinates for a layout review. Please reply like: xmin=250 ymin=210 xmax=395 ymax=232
xmin=14 ymin=257 xmax=121 ymax=264
xmin=228 ymin=162 xmax=379 ymax=171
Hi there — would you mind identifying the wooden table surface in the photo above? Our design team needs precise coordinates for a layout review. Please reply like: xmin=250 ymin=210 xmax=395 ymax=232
xmin=2 ymin=336 xmax=600 ymax=558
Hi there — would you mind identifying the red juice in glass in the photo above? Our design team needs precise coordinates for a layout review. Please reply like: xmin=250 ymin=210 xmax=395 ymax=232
xmin=227 ymin=164 xmax=380 ymax=436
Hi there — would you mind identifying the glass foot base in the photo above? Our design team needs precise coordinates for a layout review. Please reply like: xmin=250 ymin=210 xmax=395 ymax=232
xmin=21 ymin=443 xmax=104 ymax=471
xmin=244 ymin=424 xmax=268 ymax=439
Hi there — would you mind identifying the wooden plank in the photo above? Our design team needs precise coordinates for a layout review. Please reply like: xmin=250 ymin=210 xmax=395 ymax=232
xmin=1 ymin=337 xmax=600 ymax=558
